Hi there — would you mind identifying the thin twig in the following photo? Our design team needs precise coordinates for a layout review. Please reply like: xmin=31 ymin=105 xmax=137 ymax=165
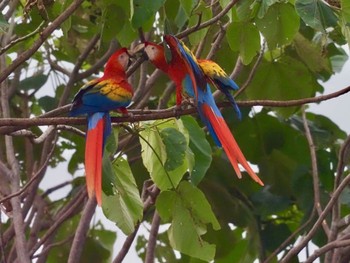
xmin=304 ymin=239 xmax=350 ymax=263
xmin=281 ymin=173 xmax=350 ymax=263
xmin=112 ymin=223 xmax=141 ymax=263
xmin=31 ymin=234 xmax=75 ymax=259
xmin=177 ymin=0 xmax=239 ymax=39
xmin=0 ymin=145 xmax=55 ymax=206
xmin=263 ymin=207 xmax=316 ymax=263
xmin=235 ymin=41 xmax=266 ymax=97
xmin=58 ymin=33 xmax=101 ymax=106
xmin=67 ymin=198 xmax=97 ymax=263
xmin=0 ymin=21 xmax=45 ymax=56
xmin=302 ymin=108 xmax=330 ymax=237
xmin=30 ymin=188 xmax=86 ymax=257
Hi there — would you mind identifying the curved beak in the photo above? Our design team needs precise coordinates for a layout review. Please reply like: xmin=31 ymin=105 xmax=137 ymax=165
xmin=131 ymin=43 xmax=148 ymax=60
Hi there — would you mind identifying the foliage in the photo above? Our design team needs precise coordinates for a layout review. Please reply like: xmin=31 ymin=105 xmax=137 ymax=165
xmin=1 ymin=0 xmax=350 ymax=263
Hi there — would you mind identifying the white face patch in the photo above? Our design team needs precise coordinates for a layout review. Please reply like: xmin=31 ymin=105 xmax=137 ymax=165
xmin=144 ymin=45 xmax=159 ymax=60
xmin=118 ymin=52 xmax=129 ymax=70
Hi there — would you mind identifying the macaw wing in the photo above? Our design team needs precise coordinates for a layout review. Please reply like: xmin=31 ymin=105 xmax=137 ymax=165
xmin=70 ymin=79 xmax=132 ymax=116
xmin=198 ymin=59 xmax=239 ymax=91
xmin=198 ymin=60 xmax=241 ymax=119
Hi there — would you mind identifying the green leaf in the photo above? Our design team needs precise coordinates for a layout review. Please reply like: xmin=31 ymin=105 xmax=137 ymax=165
xmin=251 ymin=188 xmax=291 ymax=218
xmin=327 ymin=43 xmax=349 ymax=72
xmin=293 ymin=32 xmax=332 ymax=74
xmin=81 ymin=229 xmax=117 ymax=263
xmin=245 ymin=56 xmax=322 ymax=116
xmin=261 ymin=223 xmax=291 ymax=252
xmin=181 ymin=116 xmax=212 ymax=185
xmin=38 ymin=96 xmax=58 ymax=112
xmin=295 ymin=0 xmax=338 ymax=32
xmin=188 ymin=3 xmax=212 ymax=46
xmin=257 ymin=0 xmax=280 ymax=18
xmin=102 ymin=156 xmax=143 ymax=235
xmin=19 ymin=73 xmax=49 ymax=92
xmin=342 ymin=0 xmax=350 ymax=21
xmin=226 ymin=22 xmax=261 ymax=65
xmin=156 ymin=181 xmax=221 ymax=261
xmin=235 ymin=0 xmax=258 ymax=22
xmin=116 ymin=21 xmax=138 ymax=47
xmin=340 ymin=15 xmax=350 ymax=48
xmin=255 ymin=3 xmax=299 ymax=49
xmin=179 ymin=0 xmax=198 ymax=17
xmin=131 ymin=0 xmax=166 ymax=29
xmin=139 ymin=119 xmax=188 ymax=190
xmin=100 ymin=5 xmax=126 ymax=42
xmin=160 ymin=127 xmax=187 ymax=171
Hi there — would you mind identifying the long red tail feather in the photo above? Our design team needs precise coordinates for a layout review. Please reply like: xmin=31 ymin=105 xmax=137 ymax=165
xmin=85 ymin=118 xmax=104 ymax=205
xmin=201 ymin=104 xmax=264 ymax=186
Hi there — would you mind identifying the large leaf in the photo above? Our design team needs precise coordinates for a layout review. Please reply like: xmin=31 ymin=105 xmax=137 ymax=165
xmin=18 ymin=73 xmax=49 ymax=92
xmin=181 ymin=116 xmax=212 ymax=186
xmin=131 ymin=0 xmax=166 ymax=29
xmin=100 ymin=5 xmax=126 ymax=42
xmin=156 ymin=181 xmax=221 ymax=262
xmin=139 ymin=119 xmax=189 ymax=190
xmin=255 ymin=3 xmax=300 ymax=49
xmin=179 ymin=0 xmax=198 ymax=18
xmin=342 ymin=0 xmax=350 ymax=21
xmin=81 ymin=229 xmax=117 ymax=263
xmin=245 ymin=56 xmax=322 ymax=116
xmin=226 ymin=21 xmax=261 ymax=65
xmin=295 ymin=0 xmax=338 ymax=32
xmin=257 ymin=0 xmax=280 ymax=18
xmin=293 ymin=32 xmax=332 ymax=75
xmin=102 ymin=155 xmax=143 ymax=235
xmin=188 ymin=3 xmax=212 ymax=46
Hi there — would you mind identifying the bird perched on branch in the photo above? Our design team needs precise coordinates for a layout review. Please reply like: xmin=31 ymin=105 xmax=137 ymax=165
xmin=134 ymin=36 xmax=263 ymax=186
xmin=134 ymin=41 xmax=241 ymax=119
xmin=70 ymin=48 xmax=134 ymax=205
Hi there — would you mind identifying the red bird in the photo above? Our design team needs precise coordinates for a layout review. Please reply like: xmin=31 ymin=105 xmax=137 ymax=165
xmin=135 ymin=37 xmax=263 ymax=186
xmin=70 ymin=48 xmax=134 ymax=205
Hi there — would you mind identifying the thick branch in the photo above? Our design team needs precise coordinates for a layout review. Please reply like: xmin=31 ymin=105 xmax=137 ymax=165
xmin=1 ymin=85 xmax=350 ymax=132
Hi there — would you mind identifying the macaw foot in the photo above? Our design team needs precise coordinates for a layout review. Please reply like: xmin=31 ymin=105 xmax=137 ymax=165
xmin=113 ymin=108 xmax=134 ymax=119
xmin=173 ymin=104 xmax=182 ymax=119
xmin=173 ymin=98 xmax=196 ymax=119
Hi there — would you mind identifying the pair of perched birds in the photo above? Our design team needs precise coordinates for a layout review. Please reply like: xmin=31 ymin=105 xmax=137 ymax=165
xmin=70 ymin=35 xmax=264 ymax=206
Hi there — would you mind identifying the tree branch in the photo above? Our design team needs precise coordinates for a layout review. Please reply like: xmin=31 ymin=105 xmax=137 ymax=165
xmin=67 ymin=198 xmax=97 ymax=263
xmin=177 ymin=0 xmax=239 ymax=39
xmin=145 ymin=211 xmax=161 ymax=263
xmin=302 ymin=108 xmax=330 ymax=237
xmin=304 ymin=239 xmax=350 ymax=263
xmin=1 ymin=85 xmax=350 ymax=133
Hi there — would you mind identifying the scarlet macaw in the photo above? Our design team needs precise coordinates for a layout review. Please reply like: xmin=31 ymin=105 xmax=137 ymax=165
xmin=70 ymin=48 xmax=134 ymax=205
xmin=137 ymin=36 xmax=263 ymax=185
xmin=135 ymin=42 xmax=241 ymax=119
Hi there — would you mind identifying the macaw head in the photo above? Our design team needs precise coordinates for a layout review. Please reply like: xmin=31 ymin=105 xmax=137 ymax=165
xmin=132 ymin=42 xmax=169 ymax=72
xmin=104 ymin=48 xmax=131 ymax=75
